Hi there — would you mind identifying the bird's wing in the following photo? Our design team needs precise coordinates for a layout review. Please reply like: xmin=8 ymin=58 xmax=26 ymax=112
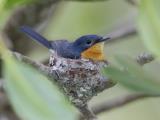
xmin=20 ymin=26 xmax=52 ymax=49
xmin=50 ymin=40 xmax=74 ymax=58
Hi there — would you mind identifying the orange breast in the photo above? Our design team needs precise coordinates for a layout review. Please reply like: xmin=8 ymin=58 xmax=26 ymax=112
xmin=81 ymin=42 xmax=106 ymax=61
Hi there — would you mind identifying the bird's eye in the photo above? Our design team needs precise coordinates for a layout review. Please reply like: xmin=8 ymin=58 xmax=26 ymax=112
xmin=86 ymin=40 xmax=92 ymax=45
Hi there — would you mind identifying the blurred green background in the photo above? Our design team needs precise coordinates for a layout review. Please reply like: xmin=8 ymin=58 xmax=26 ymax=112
xmin=1 ymin=0 xmax=160 ymax=120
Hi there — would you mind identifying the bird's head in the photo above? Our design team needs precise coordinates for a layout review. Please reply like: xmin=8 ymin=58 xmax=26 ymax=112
xmin=73 ymin=35 xmax=110 ymax=51
xmin=73 ymin=35 xmax=110 ymax=61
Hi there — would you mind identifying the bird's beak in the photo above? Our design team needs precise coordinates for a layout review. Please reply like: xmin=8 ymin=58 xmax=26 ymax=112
xmin=99 ymin=36 xmax=110 ymax=42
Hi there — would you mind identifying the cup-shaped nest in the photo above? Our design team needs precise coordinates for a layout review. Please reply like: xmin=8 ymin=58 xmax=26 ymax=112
xmin=48 ymin=53 xmax=115 ymax=107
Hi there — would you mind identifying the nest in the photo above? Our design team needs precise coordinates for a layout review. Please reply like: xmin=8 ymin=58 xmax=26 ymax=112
xmin=48 ymin=53 xmax=114 ymax=107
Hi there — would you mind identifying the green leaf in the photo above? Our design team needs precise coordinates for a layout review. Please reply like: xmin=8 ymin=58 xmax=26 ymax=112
xmin=3 ymin=57 xmax=77 ymax=120
xmin=138 ymin=0 xmax=160 ymax=58
xmin=0 ymin=0 xmax=5 ymax=10
xmin=4 ymin=0 xmax=35 ymax=9
xmin=103 ymin=56 xmax=160 ymax=95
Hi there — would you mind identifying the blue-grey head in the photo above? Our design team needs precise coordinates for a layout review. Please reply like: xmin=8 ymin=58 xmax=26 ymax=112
xmin=72 ymin=35 xmax=110 ymax=53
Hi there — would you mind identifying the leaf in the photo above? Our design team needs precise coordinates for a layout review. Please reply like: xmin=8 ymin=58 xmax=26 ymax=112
xmin=3 ymin=57 xmax=77 ymax=120
xmin=4 ymin=0 xmax=35 ymax=9
xmin=138 ymin=0 xmax=160 ymax=58
xmin=103 ymin=56 xmax=160 ymax=95
xmin=0 ymin=0 xmax=5 ymax=12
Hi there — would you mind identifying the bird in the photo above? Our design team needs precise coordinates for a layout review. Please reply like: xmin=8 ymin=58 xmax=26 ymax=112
xmin=20 ymin=26 xmax=110 ymax=61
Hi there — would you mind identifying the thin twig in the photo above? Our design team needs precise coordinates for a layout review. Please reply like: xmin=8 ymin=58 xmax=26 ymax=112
xmin=107 ymin=13 xmax=137 ymax=43
xmin=92 ymin=93 xmax=159 ymax=115
xmin=12 ymin=52 xmax=51 ymax=76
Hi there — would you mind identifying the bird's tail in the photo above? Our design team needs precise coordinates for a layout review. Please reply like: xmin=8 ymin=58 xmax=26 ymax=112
xmin=20 ymin=26 xmax=52 ymax=49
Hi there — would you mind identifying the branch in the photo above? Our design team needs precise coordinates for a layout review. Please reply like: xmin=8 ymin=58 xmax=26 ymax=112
xmin=107 ymin=13 xmax=137 ymax=43
xmin=92 ymin=93 xmax=159 ymax=115
xmin=101 ymin=1 xmax=138 ymax=43
xmin=12 ymin=52 xmax=51 ymax=76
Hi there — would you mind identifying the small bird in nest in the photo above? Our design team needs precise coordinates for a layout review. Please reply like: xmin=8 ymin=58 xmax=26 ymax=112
xmin=20 ymin=26 xmax=110 ymax=61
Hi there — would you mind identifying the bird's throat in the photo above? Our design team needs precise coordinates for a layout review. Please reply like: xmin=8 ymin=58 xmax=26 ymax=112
xmin=81 ymin=42 xmax=105 ymax=61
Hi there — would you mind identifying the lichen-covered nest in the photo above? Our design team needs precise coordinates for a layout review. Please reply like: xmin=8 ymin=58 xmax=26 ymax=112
xmin=48 ymin=53 xmax=115 ymax=107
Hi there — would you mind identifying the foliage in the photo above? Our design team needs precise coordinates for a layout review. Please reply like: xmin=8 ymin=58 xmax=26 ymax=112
xmin=103 ymin=0 xmax=160 ymax=95
xmin=138 ymin=0 xmax=160 ymax=58
xmin=3 ymin=57 xmax=76 ymax=120
xmin=103 ymin=56 xmax=160 ymax=95
xmin=3 ymin=0 xmax=35 ymax=9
